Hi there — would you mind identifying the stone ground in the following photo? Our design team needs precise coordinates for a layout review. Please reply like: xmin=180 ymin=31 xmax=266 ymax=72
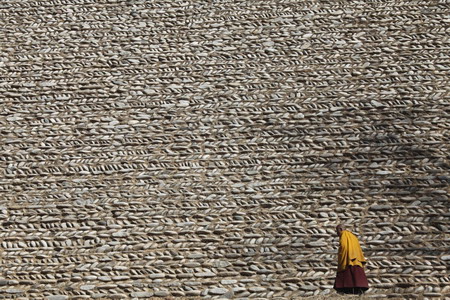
xmin=0 ymin=0 xmax=449 ymax=299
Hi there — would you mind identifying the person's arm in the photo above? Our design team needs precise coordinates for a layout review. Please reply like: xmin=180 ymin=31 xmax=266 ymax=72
xmin=337 ymin=236 xmax=348 ymax=272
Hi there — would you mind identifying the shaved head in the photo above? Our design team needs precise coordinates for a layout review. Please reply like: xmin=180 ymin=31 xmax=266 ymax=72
xmin=336 ymin=224 xmax=345 ymax=236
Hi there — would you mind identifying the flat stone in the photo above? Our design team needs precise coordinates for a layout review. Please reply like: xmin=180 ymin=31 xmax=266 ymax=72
xmin=80 ymin=285 xmax=96 ymax=291
xmin=376 ymin=170 xmax=391 ymax=175
xmin=130 ymin=292 xmax=153 ymax=298
xmin=6 ymin=289 xmax=24 ymax=294
xmin=47 ymin=296 xmax=69 ymax=300
xmin=188 ymin=253 xmax=206 ymax=259
xmin=300 ymin=285 xmax=318 ymax=291
xmin=112 ymin=276 xmax=129 ymax=281
xmin=221 ymin=280 xmax=238 ymax=285
xmin=249 ymin=287 xmax=266 ymax=292
xmin=108 ymin=294 xmax=127 ymax=299
xmin=98 ymin=276 xmax=111 ymax=282
xmin=185 ymin=290 xmax=201 ymax=296
xmin=195 ymin=272 xmax=216 ymax=277
xmin=307 ymin=241 xmax=327 ymax=247
xmin=149 ymin=273 xmax=165 ymax=279
xmin=176 ymin=273 xmax=193 ymax=278
xmin=154 ymin=291 xmax=169 ymax=297
xmin=112 ymin=231 xmax=128 ymax=237
xmin=222 ymin=290 xmax=235 ymax=299
xmin=369 ymin=205 xmax=392 ymax=211
xmin=371 ymin=100 xmax=384 ymax=107
xmin=209 ymin=288 xmax=229 ymax=295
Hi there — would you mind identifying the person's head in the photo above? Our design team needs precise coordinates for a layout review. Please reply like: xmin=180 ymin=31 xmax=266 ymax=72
xmin=336 ymin=224 xmax=345 ymax=237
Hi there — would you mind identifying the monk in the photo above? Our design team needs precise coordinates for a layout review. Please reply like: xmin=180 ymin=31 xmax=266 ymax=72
xmin=333 ymin=224 xmax=369 ymax=294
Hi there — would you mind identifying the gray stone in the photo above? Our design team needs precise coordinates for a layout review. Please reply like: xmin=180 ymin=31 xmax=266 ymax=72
xmin=112 ymin=276 xmax=129 ymax=281
xmin=249 ymin=287 xmax=266 ymax=292
xmin=98 ymin=276 xmax=112 ymax=281
xmin=47 ymin=296 xmax=69 ymax=300
xmin=376 ymin=170 xmax=391 ymax=175
xmin=185 ymin=290 xmax=201 ymax=296
xmin=83 ymin=276 xmax=97 ymax=281
xmin=131 ymin=292 xmax=153 ymax=298
xmin=112 ymin=231 xmax=128 ymax=237
xmin=371 ymin=100 xmax=384 ymax=107
xmin=222 ymin=290 xmax=235 ymax=299
xmin=6 ymin=289 xmax=24 ymax=294
xmin=109 ymin=294 xmax=128 ymax=299
xmin=221 ymin=280 xmax=238 ymax=285
xmin=188 ymin=253 xmax=206 ymax=259
xmin=307 ymin=241 xmax=327 ymax=247
xmin=209 ymin=288 xmax=229 ymax=295
xmin=154 ymin=291 xmax=169 ymax=297
xmin=195 ymin=272 xmax=216 ymax=277
xmin=370 ymin=205 xmax=392 ymax=211
xmin=300 ymin=285 xmax=318 ymax=291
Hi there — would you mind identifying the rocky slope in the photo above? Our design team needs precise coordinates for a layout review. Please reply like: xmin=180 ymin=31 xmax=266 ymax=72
xmin=0 ymin=0 xmax=448 ymax=299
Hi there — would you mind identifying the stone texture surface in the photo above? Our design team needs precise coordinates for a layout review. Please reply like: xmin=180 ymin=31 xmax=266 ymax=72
xmin=0 ymin=0 xmax=449 ymax=299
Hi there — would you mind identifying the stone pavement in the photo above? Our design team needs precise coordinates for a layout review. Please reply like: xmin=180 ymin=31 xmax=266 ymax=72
xmin=0 ymin=0 xmax=449 ymax=299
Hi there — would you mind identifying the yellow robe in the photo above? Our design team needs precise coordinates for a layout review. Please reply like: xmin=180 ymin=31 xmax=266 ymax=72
xmin=337 ymin=230 xmax=366 ymax=272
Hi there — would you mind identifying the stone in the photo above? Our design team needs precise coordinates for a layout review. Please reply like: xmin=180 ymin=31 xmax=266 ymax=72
xmin=149 ymin=273 xmax=165 ymax=279
xmin=369 ymin=205 xmax=392 ymax=211
xmin=221 ymin=280 xmax=238 ymax=285
xmin=249 ymin=287 xmax=266 ymax=292
xmin=112 ymin=231 xmax=128 ymax=237
xmin=0 ymin=280 xmax=9 ymax=286
xmin=185 ymin=290 xmax=201 ymax=296
xmin=130 ymin=292 xmax=153 ymax=298
xmin=47 ymin=296 xmax=69 ymax=300
xmin=209 ymin=288 xmax=229 ymax=295
xmin=6 ymin=289 xmax=24 ymax=294
xmin=376 ymin=170 xmax=391 ymax=175
xmin=112 ymin=276 xmax=129 ymax=281
xmin=300 ymin=285 xmax=318 ymax=291
xmin=98 ymin=276 xmax=111 ymax=282
xmin=154 ymin=291 xmax=169 ymax=297
xmin=108 ymin=294 xmax=128 ymax=299
xmin=307 ymin=241 xmax=327 ymax=247
xmin=195 ymin=272 xmax=216 ymax=278
xmin=371 ymin=100 xmax=384 ymax=107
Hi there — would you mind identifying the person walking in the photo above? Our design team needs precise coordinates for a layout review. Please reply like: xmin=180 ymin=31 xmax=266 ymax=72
xmin=333 ymin=224 xmax=369 ymax=294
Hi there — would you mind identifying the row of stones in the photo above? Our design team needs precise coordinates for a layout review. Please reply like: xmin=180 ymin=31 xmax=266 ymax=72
xmin=1 ymin=0 xmax=448 ymax=299
xmin=0 ymin=285 xmax=448 ymax=300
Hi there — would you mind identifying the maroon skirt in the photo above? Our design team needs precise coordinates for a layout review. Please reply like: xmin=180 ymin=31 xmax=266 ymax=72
xmin=334 ymin=265 xmax=369 ymax=294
